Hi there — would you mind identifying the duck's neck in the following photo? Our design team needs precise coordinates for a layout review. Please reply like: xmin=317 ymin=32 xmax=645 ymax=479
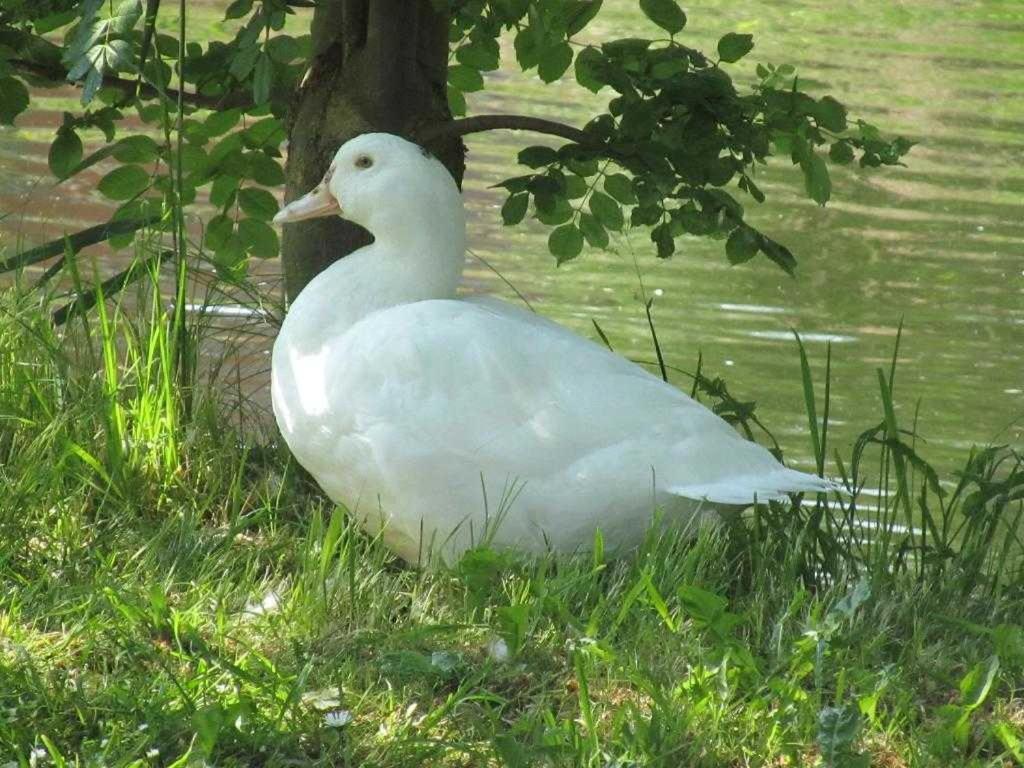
xmin=282 ymin=205 xmax=466 ymax=349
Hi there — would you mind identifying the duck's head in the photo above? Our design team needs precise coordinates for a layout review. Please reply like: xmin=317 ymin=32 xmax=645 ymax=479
xmin=273 ymin=133 xmax=463 ymax=241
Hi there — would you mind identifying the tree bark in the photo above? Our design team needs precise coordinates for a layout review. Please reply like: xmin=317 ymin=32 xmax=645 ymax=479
xmin=281 ymin=0 xmax=464 ymax=301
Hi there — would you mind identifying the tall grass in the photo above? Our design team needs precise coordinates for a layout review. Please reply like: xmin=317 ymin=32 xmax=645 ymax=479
xmin=0 ymin=248 xmax=1022 ymax=765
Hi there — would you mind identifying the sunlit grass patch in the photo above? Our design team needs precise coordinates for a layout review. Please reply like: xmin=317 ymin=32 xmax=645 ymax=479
xmin=0 ymin=252 xmax=1022 ymax=765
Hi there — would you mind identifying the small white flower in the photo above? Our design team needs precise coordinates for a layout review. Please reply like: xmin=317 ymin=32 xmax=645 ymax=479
xmin=244 ymin=589 xmax=281 ymax=617
xmin=323 ymin=709 xmax=352 ymax=728
xmin=301 ymin=686 xmax=341 ymax=710
xmin=29 ymin=748 xmax=47 ymax=767
xmin=724 ymin=359 xmax=735 ymax=367
xmin=653 ymin=288 xmax=664 ymax=297
xmin=146 ymin=748 xmax=160 ymax=759
xmin=137 ymin=723 xmax=148 ymax=731
xmin=486 ymin=637 xmax=510 ymax=662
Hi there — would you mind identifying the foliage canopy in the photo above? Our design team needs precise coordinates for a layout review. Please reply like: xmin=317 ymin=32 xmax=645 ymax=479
xmin=0 ymin=0 xmax=912 ymax=280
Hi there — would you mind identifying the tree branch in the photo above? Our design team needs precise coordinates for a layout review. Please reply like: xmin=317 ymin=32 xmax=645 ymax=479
xmin=10 ymin=58 xmax=252 ymax=111
xmin=52 ymin=249 xmax=170 ymax=326
xmin=0 ymin=215 xmax=163 ymax=275
xmin=417 ymin=114 xmax=597 ymax=147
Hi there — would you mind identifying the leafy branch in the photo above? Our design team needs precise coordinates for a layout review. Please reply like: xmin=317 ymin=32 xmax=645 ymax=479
xmin=0 ymin=0 xmax=913 ymax=287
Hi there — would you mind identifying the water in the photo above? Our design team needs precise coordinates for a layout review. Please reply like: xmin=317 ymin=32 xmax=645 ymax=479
xmin=1 ymin=0 xmax=1022 ymax=473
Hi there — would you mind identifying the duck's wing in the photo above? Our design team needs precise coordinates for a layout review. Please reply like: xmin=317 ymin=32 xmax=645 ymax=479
xmin=320 ymin=296 xmax=835 ymax=505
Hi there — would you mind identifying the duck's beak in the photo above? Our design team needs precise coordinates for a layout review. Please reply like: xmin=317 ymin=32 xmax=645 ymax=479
xmin=273 ymin=169 xmax=341 ymax=225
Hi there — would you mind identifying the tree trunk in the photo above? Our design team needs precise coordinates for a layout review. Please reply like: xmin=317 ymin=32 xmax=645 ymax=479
xmin=281 ymin=0 xmax=464 ymax=301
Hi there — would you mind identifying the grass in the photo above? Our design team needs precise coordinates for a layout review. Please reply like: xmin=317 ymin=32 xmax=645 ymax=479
xmin=0 ymin=253 xmax=1022 ymax=768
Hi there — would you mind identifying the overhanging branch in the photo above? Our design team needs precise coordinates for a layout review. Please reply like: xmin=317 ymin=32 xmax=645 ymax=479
xmin=418 ymin=114 xmax=596 ymax=146
xmin=0 ymin=215 xmax=164 ymax=275
xmin=10 ymin=58 xmax=252 ymax=111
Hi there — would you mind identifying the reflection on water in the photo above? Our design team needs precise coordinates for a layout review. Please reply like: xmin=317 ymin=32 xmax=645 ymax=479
xmin=1 ymin=0 xmax=1022 ymax=473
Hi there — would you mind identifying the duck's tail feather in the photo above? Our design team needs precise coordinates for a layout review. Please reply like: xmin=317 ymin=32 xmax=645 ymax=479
xmin=668 ymin=468 xmax=843 ymax=506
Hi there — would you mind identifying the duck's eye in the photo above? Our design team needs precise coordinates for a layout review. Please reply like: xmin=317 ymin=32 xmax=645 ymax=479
xmin=355 ymin=155 xmax=373 ymax=169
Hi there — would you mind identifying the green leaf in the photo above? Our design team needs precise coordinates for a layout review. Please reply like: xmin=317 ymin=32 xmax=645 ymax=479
xmin=993 ymin=721 xmax=1024 ymax=763
xmin=225 ymin=0 xmax=254 ymax=19
xmin=213 ymin=235 xmax=249 ymax=279
xmin=579 ymin=212 xmax=609 ymax=248
xmin=108 ymin=0 xmax=142 ymax=35
xmin=456 ymin=37 xmax=500 ymax=71
xmin=182 ymin=120 xmax=210 ymax=145
xmin=175 ymin=144 xmax=209 ymax=176
xmin=252 ymin=51 xmax=273 ymax=104
xmin=603 ymin=173 xmax=636 ymax=204
xmin=492 ymin=0 xmax=529 ymax=23
xmin=726 ymin=226 xmax=759 ymax=265
xmin=588 ymin=190 xmax=624 ymax=230
xmin=34 ymin=9 xmax=79 ymax=34
xmin=446 ymin=85 xmax=466 ymax=117
xmin=267 ymin=35 xmax=300 ymax=63
xmin=237 ymin=217 xmax=279 ymax=258
xmin=210 ymin=175 xmax=239 ymax=209
xmin=817 ymin=706 xmax=861 ymax=765
xmin=829 ymin=140 xmax=855 ymax=165
xmin=548 ymin=223 xmax=584 ymax=263
xmin=537 ymin=43 xmax=573 ymax=83
xmin=717 ymin=32 xmax=754 ymax=63
xmin=513 ymin=28 xmax=539 ymax=70
xmin=563 ymin=174 xmax=587 ymax=199
xmin=801 ymin=151 xmax=831 ymax=206
xmin=0 ymin=76 xmax=29 ymax=124
xmin=677 ymin=584 xmax=729 ymax=624
xmin=651 ymin=56 xmax=687 ymax=79
xmin=739 ymin=174 xmax=765 ymax=203
xmin=448 ymin=64 xmax=484 ymax=92
xmin=574 ymin=46 xmax=605 ymax=93
xmin=229 ymin=44 xmax=260 ymax=80
xmin=535 ymin=196 xmax=573 ymax=226
xmin=237 ymin=187 xmax=279 ymax=221
xmin=501 ymin=193 xmax=529 ymax=225
xmin=205 ymin=109 xmax=241 ymax=136
xmin=97 ymin=165 xmax=150 ymax=201
xmin=243 ymin=118 xmax=285 ymax=148
xmin=814 ymin=96 xmax=848 ymax=132
xmin=205 ymin=214 xmax=234 ymax=250
xmin=112 ymin=135 xmax=159 ymax=164
xmin=960 ymin=655 xmax=1000 ymax=711
xmin=64 ymin=0 xmax=104 ymax=64
xmin=248 ymin=153 xmax=285 ymax=186
xmin=518 ymin=146 xmax=558 ymax=168
xmin=49 ymin=128 xmax=84 ymax=180
xmin=651 ymin=222 xmax=674 ymax=257
xmin=639 ymin=0 xmax=686 ymax=34
xmin=759 ymin=235 xmax=797 ymax=275
xmin=565 ymin=0 xmax=603 ymax=35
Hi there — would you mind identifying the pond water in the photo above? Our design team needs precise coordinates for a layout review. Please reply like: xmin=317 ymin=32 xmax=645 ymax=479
xmin=1 ymin=0 xmax=1022 ymax=474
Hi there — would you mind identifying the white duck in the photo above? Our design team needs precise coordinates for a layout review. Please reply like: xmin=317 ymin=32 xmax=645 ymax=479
xmin=271 ymin=133 xmax=834 ymax=564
